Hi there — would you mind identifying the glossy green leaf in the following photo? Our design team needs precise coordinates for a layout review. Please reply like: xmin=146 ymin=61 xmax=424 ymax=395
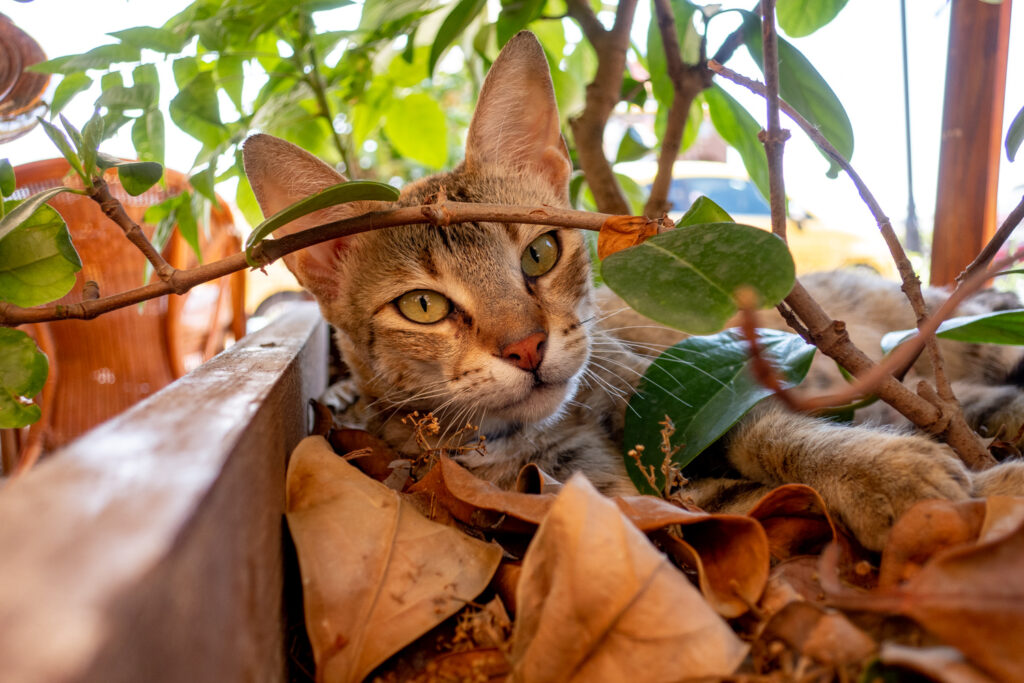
xmin=0 ymin=201 xmax=82 ymax=307
xmin=615 ymin=127 xmax=651 ymax=163
xmin=108 ymin=26 xmax=188 ymax=53
xmin=131 ymin=109 xmax=166 ymax=165
xmin=176 ymin=192 xmax=201 ymax=262
xmin=189 ymin=165 xmax=218 ymax=205
xmin=0 ymin=159 xmax=14 ymax=198
xmin=37 ymin=118 xmax=84 ymax=179
xmin=0 ymin=187 xmax=78 ymax=245
xmin=743 ymin=13 xmax=853 ymax=177
xmin=677 ymin=196 xmax=734 ymax=226
xmin=169 ymin=72 xmax=226 ymax=147
xmin=1006 ymin=103 xmax=1024 ymax=162
xmin=0 ymin=328 xmax=48 ymax=429
xmin=50 ymin=73 xmax=93 ymax=118
xmin=430 ymin=0 xmax=487 ymax=75
xmin=776 ymin=0 xmax=849 ymax=37
xmin=623 ymin=329 xmax=815 ymax=493
xmin=705 ymin=84 xmax=770 ymax=202
xmin=383 ymin=93 xmax=448 ymax=169
xmin=601 ymin=222 xmax=795 ymax=334
xmin=881 ymin=309 xmax=1024 ymax=353
xmin=38 ymin=44 xmax=141 ymax=73
xmin=245 ymin=181 xmax=399 ymax=248
xmin=235 ymin=176 xmax=264 ymax=228
xmin=496 ymin=0 xmax=545 ymax=46
xmin=117 ymin=161 xmax=163 ymax=196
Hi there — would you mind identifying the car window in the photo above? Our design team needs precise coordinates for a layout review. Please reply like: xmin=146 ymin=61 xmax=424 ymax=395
xmin=658 ymin=177 xmax=771 ymax=216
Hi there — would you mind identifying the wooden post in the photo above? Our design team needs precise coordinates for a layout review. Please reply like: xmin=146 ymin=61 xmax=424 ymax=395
xmin=929 ymin=0 xmax=1012 ymax=286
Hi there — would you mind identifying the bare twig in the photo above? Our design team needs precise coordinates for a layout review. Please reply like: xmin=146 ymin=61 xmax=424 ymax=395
xmin=757 ymin=0 xmax=788 ymax=242
xmin=957 ymin=194 xmax=1024 ymax=285
xmin=0 ymin=202 xmax=614 ymax=326
xmin=566 ymin=0 xmax=639 ymax=215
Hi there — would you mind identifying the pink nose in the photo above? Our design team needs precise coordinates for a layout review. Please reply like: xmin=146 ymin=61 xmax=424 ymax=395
xmin=501 ymin=332 xmax=547 ymax=371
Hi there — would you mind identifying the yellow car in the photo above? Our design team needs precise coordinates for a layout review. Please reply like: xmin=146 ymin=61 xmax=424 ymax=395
xmin=616 ymin=160 xmax=898 ymax=279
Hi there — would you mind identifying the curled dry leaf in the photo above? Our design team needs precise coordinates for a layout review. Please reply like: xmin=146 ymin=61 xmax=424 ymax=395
xmin=285 ymin=436 xmax=503 ymax=683
xmin=515 ymin=463 xmax=563 ymax=495
xmin=759 ymin=557 xmax=825 ymax=617
xmin=753 ymin=601 xmax=875 ymax=671
xmin=329 ymin=427 xmax=406 ymax=484
xmin=596 ymin=215 xmax=661 ymax=260
xmin=409 ymin=455 xmax=555 ymax=533
xmin=879 ymin=644 xmax=996 ymax=683
xmin=746 ymin=484 xmax=837 ymax=560
xmin=615 ymin=495 xmax=770 ymax=618
xmin=511 ymin=475 xmax=747 ymax=682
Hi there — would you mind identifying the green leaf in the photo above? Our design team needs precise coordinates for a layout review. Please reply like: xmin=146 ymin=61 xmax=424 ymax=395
xmin=80 ymin=112 xmax=105 ymax=179
xmin=216 ymin=55 xmax=245 ymax=114
xmin=0 ymin=187 xmax=78 ymax=245
xmin=742 ymin=13 xmax=854 ymax=177
xmin=132 ymin=63 xmax=160 ymax=99
xmin=108 ymin=26 xmax=188 ymax=53
xmin=37 ymin=118 xmax=84 ymax=179
xmin=0 ymin=201 xmax=82 ymax=307
xmin=677 ymin=196 xmax=734 ymax=226
xmin=615 ymin=127 xmax=651 ymax=163
xmin=245 ymin=181 xmax=400 ymax=249
xmin=881 ymin=309 xmax=1024 ymax=353
xmin=496 ymin=0 xmax=546 ymax=47
xmin=131 ymin=110 xmax=166 ymax=165
xmin=235 ymin=175 xmax=264 ymax=228
xmin=169 ymin=72 xmax=226 ymax=147
xmin=1006 ymin=103 xmax=1024 ymax=162
xmin=96 ymin=84 xmax=159 ymax=111
xmin=144 ymin=194 xmax=182 ymax=257
xmin=623 ymin=328 xmax=815 ymax=493
xmin=189 ymin=165 xmax=218 ymax=205
xmin=601 ymin=222 xmax=795 ymax=334
xmin=383 ymin=93 xmax=448 ymax=169
xmin=430 ymin=0 xmax=487 ymax=75
xmin=48 ymin=44 xmax=142 ymax=73
xmin=50 ymin=73 xmax=93 ymax=118
xmin=705 ymin=84 xmax=770 ymax=202
xmin=176 ymin=192 xmax=201 ymax=262
xmin=776 ymin=0 xmax=849 ymax=37
xmin=0 ymin=159 xmax=14 ymax=198
xmin=172 ymin=56 xmax=200 ymax=89
xmin=0 ymin=328 xmax=48 ymax=429
xmin=117 ymin=161 xmax=163 ymax=196
xmin=388 ymin=46 xmax=429 ymax=87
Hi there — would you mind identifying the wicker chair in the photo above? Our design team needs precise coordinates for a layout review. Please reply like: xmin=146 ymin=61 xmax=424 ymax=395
xmin=1 ymin=159 xmax=246 ymax=472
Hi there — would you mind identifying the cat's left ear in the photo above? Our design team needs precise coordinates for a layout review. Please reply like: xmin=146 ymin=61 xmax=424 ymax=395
xmin=464 ymin=31 xmax=571 ymax=199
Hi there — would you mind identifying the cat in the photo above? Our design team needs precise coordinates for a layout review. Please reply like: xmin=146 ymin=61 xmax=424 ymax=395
xmin=243 ymin=31 xmax=1024 ymax=551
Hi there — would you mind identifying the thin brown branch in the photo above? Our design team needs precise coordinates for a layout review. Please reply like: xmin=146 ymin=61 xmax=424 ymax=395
xmin=643 ymin=0 xmax=712 ymax=217
xmin=88 ymin=178 xmax=181 ymax=289
xmin=736 ymin=288 xmax=802 ymax=412
xmin=957 ymin=193 xmax=1024 ymax=285
xmin=758 ymin=0 xmax=787 ymax=243
xmin=0 ymin=202 xmax=613 ymax=326
xmin=566 ymin=0 xmax=638 ymax=215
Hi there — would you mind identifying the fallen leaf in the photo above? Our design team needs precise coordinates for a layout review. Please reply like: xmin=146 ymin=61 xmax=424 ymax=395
xmin=746 ymin=484 xmax=837 ymax=560
xmin=405 ymin=648 xmax=511 ymax=683
xmin=511 ymin=475 xmax=747 ymax=682
xmin=409 ymin=455 xmax=555 ymax=533
xmin=615 ymin=495 xmax=769 ymax=618
xmin=596 ymin=215 xmax=660 ymax=260
xmin=329 ymin=428 xmax=406 ymax=484
xmin=754 ymin=601 xmax=875 ymax=670
xmin=759 ymin=557 xmax=825 ymax=616
xmin=878 ymin=644 xmax=996 ymax=683
xmin=515 ymin=463 xmax=563 ymax=495
xmin=286 ymin=436 xmax=503 ymax=683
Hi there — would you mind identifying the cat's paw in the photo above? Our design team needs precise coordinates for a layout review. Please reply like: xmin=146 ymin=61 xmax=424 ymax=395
xmin=972 ymin=460 xmax=1024 ymax=497
xmin=821 ymin=436 xmax=971 ymax=551
xmin=320 ymin=378 xmax=361 ymax=420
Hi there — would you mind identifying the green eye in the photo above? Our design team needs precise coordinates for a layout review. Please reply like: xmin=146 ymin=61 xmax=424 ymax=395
xmin=396 ymin=290 xmax=451 ymax=324
xmin=521 ymin=233 xmax=559 ymax=277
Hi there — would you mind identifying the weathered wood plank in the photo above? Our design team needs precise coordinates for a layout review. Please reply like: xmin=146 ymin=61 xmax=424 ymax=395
xmin=0 ymin=303 xmax=328 ymax=683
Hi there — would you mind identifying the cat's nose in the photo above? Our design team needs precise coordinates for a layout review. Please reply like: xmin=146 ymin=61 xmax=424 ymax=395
xmin=501 ymin=332 xmax=547 ymax=371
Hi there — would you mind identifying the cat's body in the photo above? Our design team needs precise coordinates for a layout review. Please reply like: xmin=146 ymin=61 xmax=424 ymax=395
xmin=244 ymin=32 xmax=1024 ymax=551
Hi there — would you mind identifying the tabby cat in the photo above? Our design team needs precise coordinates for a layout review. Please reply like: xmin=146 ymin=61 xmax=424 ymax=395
xmin=243 ymin=31 xmax=1024 ymax=550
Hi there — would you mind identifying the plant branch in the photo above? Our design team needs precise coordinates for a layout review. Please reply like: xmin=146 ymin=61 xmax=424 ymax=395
xmin=88 ymin=177 xmax=182 ymax=290
xmin=0 ymin=202 xmax=613 ymax=326
xmin=566 ymin=0 xmax=639 ymax=215
xmin=757 ymin=0 xmax=788 ymax=243
xmin=957 ymin=194 xmax=1024 ymax=285
xmin=643 ymin=0 xmax=712 ymax=217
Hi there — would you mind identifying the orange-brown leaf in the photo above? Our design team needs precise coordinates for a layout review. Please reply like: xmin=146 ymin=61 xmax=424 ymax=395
xmin=597 ymin=215 xmax=659 ymax=260
xmin=754 ymin=602 xmax=875 ymax=669
xmin=285 ymin=436 xmax=502 ymax=683
xmin=878 ymin=499 xmax=986 ymax=588
xmin=511 ymin=475 xmax=747 ymax=682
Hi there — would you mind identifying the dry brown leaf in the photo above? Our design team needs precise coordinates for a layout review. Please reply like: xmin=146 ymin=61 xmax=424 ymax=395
xmin=615 ymin=495 xmax=769 ymax=618
xmin=285 ymin=436 xmax=503 ymax=683
xmin=746 ymin=484 xmax=837 ymax=560
xmin=511 ymin=475 xmax=747 ymax=682
xmin=515 ymin=463 xmax=563 ymax=495
xmin=596 ymin=215 xmax=660 ymax=260
xmin=754 ymin=602 xmax=875 ymax=670
xmin=329 ymin=427 xmax=406 ymax=484
xmin=409 ymin=456 xmax=555 ymax=533
xmin=879 ymin=644 xmax=996 ymax=683
xmin=759 ymin=557 xmax=825 ymax=617
xmin=405 ymin=648 xmax=511 ymax=683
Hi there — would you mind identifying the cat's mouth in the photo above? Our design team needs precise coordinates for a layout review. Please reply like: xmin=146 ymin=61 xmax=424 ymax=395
xmin=492 ymin=375 xmax=577 ymax=423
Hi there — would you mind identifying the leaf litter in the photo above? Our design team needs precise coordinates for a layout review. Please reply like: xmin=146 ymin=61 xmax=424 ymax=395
xmin=285 ymin=413 xmax=1024 ymax=682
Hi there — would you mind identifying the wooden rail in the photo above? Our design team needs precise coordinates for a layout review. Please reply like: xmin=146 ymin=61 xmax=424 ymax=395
xmin=0 ymin=303 xmax=328 ymax=683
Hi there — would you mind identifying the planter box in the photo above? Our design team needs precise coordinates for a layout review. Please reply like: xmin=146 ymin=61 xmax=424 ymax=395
xmin=0 ymin=303 xmax=328 ymax=683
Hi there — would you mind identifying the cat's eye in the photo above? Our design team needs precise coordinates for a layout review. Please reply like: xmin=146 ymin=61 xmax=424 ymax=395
xmin=521 ymin=232 xmax=559 ymax=277
xmin=396 ymin=289 xmax=451 ymax=324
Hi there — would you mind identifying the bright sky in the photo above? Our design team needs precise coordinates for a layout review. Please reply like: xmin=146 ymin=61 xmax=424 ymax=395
xmin=3 ymin=0 xmax=1023 ymax=243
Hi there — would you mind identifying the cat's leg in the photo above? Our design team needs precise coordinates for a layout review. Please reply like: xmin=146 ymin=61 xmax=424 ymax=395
xmin=723 ymin=402 xmax=971 ymax=550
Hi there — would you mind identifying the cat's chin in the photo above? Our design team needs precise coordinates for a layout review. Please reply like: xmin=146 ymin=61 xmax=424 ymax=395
xmin=489 ymin=375 xmax=579 ymax=426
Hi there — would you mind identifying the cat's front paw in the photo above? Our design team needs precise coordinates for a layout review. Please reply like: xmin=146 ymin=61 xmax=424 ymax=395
xmin=820 ymin=436 xmax=971 ymax=551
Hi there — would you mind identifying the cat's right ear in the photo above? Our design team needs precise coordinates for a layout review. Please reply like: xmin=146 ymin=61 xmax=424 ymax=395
xmin=243 ymin=133 xmax=363 ymax=301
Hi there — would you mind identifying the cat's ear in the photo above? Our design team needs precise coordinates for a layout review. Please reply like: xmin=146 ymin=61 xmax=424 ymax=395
xmin=243 ymin=133 xmax=363 ymax=301
xmin=464 ymin=31 xmax=571 ymax=198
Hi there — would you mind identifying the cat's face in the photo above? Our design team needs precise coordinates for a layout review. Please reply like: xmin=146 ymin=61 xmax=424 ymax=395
xmin=244 ymin=32 xmax=592 ymax=430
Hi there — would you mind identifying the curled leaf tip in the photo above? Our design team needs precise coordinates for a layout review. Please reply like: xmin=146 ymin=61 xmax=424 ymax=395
xmin=597 ymin=215 xmax=662 ymax=260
